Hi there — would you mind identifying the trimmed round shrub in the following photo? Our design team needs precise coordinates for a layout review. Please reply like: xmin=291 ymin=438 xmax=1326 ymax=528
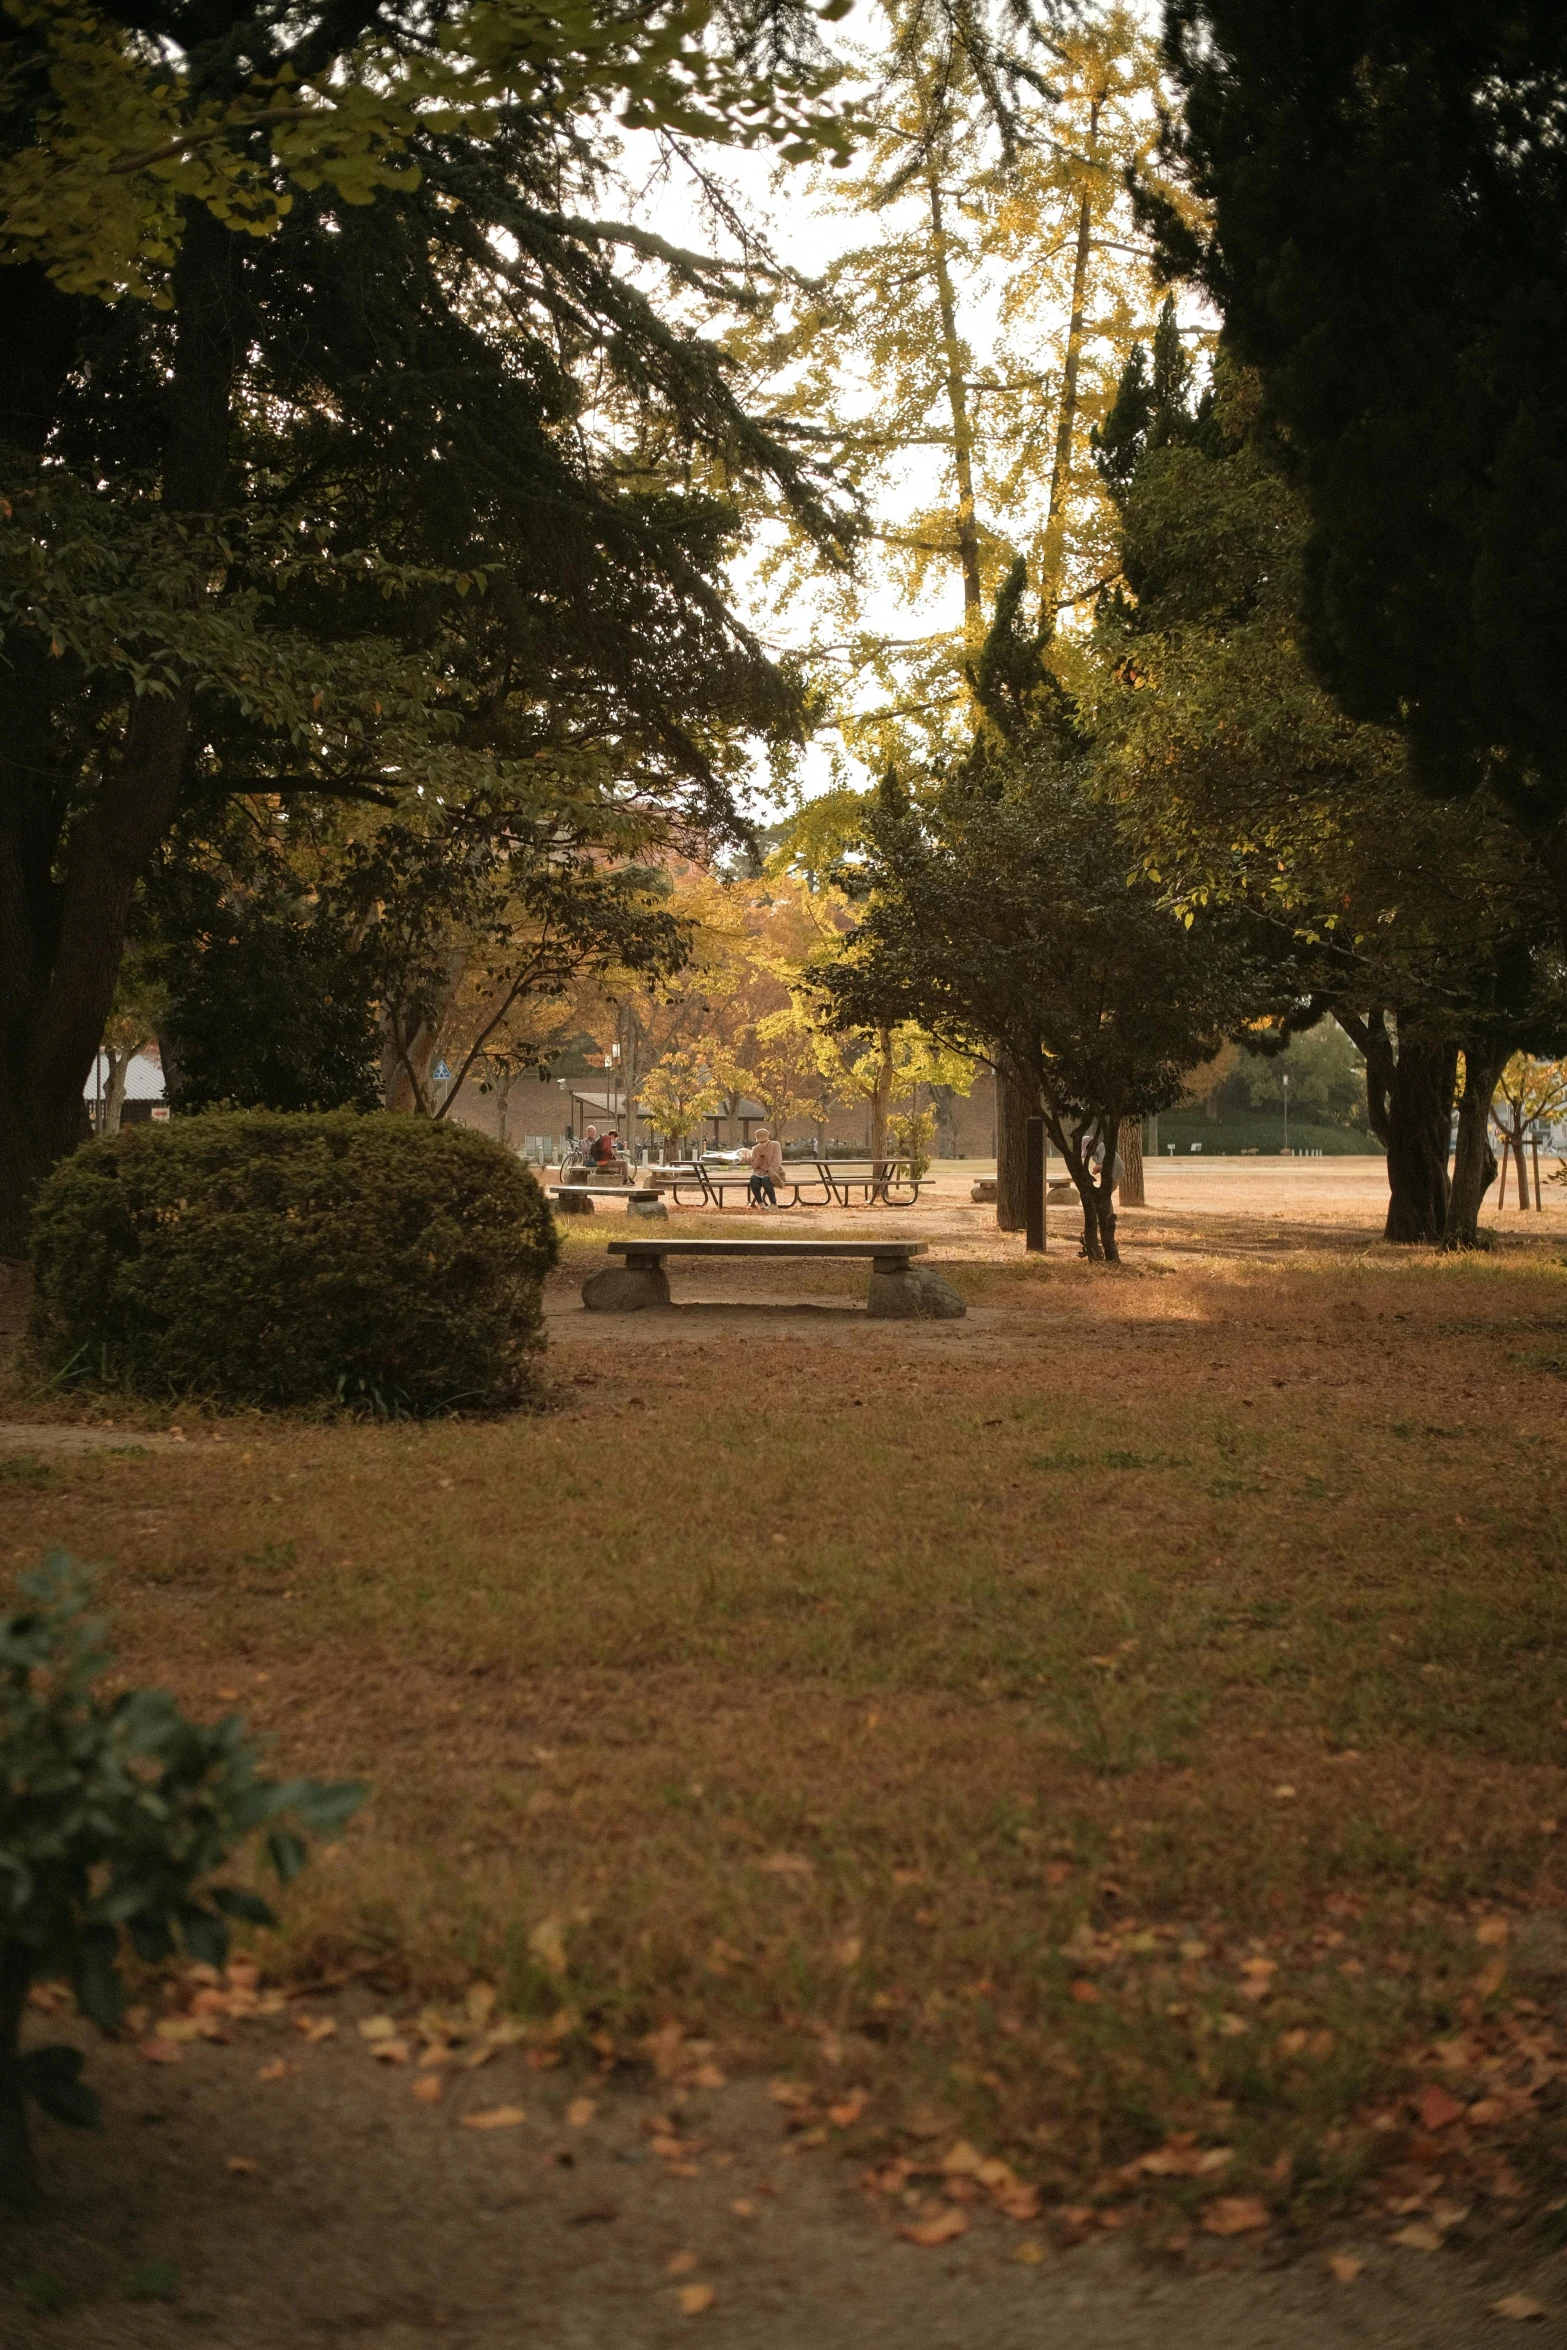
xmin=27 ymin=1112 xmax=559 ymax=1413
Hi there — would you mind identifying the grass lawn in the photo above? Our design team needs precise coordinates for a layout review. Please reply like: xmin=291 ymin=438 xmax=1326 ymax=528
xmin=3 ymin=1203 xmax=1566 ymax=2260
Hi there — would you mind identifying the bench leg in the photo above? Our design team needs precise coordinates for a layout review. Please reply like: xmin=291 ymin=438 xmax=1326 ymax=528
xmin=867 ymin=1261 xmax=966 ymax=1320
xmin=582 ymin=1261 xmax=671 ymax=1312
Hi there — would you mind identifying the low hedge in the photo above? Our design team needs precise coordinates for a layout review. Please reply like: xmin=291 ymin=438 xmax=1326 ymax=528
xmin=27 ymin=1112 xmax=559 ymax=1413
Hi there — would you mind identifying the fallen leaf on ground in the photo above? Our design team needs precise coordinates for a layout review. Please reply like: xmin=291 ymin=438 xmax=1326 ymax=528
xmin=1201 ymin=2198 xmax=1270 ymax=2237
xmin=836 ymin=1937 xmax=863 ymax=1969
xmin=1418 ymin=2084 xmax=1464 ymax=2132
xmin=138 ymin=2042 xmax=182 ymax=2066
xmin=412 ymin=2074 xmax=444 ymax=2104
xmin=1273 ymin=1785 xmax=1297 ymax=1800
xmin=687 ymin=2062 xmax=727 ymax=2090
xmin=566 ymin=2097 xmax=597 ymax=2128
xmin=642 ymin=2023 xmax=686 ymax=2078
xmin=899 ymin=2207 xmax=970 ymax=2248
xmin=1430 ymin=2201 xmax=1472 ymax=2231
xmin=225 ymin=2157 xmax=258 ymax=2177
xmin=1013 ymin=2240 xmax=1047 ymax=2266
xmin=1069 ymin=1979 xmax=1101 ymax=2004
xmin=993 ymin=2185 xmax=1042 ymax=2221
xmin=1390 ymin=2222 xmax=1444 ymax=2252
xmin=1326 ymin=2253 xmax=1363 ymax=2284
xmin=467 ymin=1983 xmax=498 ymax=2025
xmin=370 ymin=2038 xmax=410 ymax=2065
xmin=257 ymin=2060 xmax=297 ymax=2083
xmin=759 ymin=1853 xmax=812 ymax=1880
xmin=569 ymin=2202 xmax=618 ymax=2226
xmin=666 ymin=2250 xmax=699 ymax=2276
xmin=677 ymin=2284 xmax=716 ymax=2315
xmin=730 ymin=2200 xmax=755 ymax=2219
xmin=463 ymin=2106 xmax=526 ymax=2131
xmin=828 ymin=2089 xmax=869 ymax=2129
xmin=940 ymin=2139 xmax=984 ymax=2176
xmin=1475 ymin=1917 xmax=1511 ymax=1948
xmin=297 ymin=2017 xmax=337 ymax=2044
xmin=1490 ymin=2298 xmax=1553 ymax=2322
xmin=528 ymin=1917 xmax=569 ymax=1976
xmin=156 ymin=2018 xmax=202 ymax=2042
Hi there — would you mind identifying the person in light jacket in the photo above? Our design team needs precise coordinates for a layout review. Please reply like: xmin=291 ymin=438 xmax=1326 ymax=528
xmin=748 ymin=1128 xmax=783 ymax=1208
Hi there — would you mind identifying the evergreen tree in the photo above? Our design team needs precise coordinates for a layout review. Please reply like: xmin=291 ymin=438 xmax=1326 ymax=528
xmin=1149 ymin=0 xmax=1567 ymax=953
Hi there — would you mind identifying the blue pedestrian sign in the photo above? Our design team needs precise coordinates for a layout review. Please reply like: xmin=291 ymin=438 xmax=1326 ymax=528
xmin=434 ymin=1061 xmax=451 ymax=1082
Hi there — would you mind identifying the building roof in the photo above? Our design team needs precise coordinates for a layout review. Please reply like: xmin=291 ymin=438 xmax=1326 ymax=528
xmin=84 ymin=1052 xmax=165 ymax=1102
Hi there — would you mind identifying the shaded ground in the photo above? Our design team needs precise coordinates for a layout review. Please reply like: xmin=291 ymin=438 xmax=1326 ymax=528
xmin=2 ymin=1164 xmax=1566 ymax=2345
xmin=7 ymin=1993 xmax=1565 ymax=2348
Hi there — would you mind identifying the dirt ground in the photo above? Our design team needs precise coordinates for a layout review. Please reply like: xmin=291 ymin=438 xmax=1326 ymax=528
xmin=3 ymin=1158 xmax=1566 ymax=2348
xmin=10 ymin=1992 xmax=1567 ymax=2350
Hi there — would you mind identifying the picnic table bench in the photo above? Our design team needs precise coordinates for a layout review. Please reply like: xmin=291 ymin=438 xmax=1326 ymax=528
xmin=547 ymin=1184 xmax=664 ymax=1218
xmin=580 ymin=1237 xmax=964 ymax=1319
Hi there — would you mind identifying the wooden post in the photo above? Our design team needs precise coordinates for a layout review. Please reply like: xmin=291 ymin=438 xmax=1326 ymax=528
xmin=1532 ymin=1132 xmax=1542 ymax=1209
xmin=1025 ymin=1116 xmax=1045 ymax=1254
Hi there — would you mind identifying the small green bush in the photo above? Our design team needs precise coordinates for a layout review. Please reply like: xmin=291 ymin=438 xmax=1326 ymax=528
xmin=0 ymin=1556 xmax=362 ymax=2202
xmin=27 ymin=1111 xmax=558 ymax=1413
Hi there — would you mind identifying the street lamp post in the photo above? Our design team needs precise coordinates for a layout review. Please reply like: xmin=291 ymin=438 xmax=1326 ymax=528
xmin=1282 ymin=1072 xmax=1290 ymax=1155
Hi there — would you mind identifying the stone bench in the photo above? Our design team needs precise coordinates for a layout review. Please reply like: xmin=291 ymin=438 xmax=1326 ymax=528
xmin=581 ymin=1238 xmax=964 ymax=1318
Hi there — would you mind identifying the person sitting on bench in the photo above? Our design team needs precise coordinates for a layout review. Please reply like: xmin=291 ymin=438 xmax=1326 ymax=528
xmin=748 ymin=1127 xmax=783 ymax=1208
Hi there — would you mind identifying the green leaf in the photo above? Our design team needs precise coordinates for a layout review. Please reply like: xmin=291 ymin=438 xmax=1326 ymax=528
xmin=266 ymin=1828 xmax=307 ymax=1884
xmin=211 ymin=1886 xmax=276 ymax=1927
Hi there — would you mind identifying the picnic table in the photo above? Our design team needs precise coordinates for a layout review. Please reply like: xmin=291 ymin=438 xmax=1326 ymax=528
xmin=654 ymin=1158 xmax=924 ymax=1210
xmin=579 ymin=1236 xmax=964 ymax=1319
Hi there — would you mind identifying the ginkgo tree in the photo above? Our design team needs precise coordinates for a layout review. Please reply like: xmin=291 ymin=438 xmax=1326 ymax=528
xmin=740 ymin=1 xmax=1191 ymax=771
xmin=1492 ymin=1056 xmax=1567 ymax=1210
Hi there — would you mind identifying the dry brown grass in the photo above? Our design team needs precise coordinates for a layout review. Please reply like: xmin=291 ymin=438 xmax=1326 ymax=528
xmin=2 ymin=1194 xmax=1566 ymax=2245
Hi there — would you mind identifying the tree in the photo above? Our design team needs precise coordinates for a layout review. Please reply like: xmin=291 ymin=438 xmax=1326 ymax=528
xmin=0 ymin=0 xmax=857 ymax=1253
xmin=1089 ymin=348 xmax=1567 ymax=1247
xmin=637 ymin=1048 xmax=733 ymax=1159
xmin=1493 ymin=1055 xmax=1567 ymax=1212
xmin=0 ymin=1555 xmax=361 ymax=2204
xmin=1149 ymin=0 xmax=1567 ymax=957
xmin=745 ymin=0 xmax=1184 ymax=772
xmin=820 ymin=750 xmax=1258 ymax=1260
xmin=94 ymin=943 xmax=168 ymax=1135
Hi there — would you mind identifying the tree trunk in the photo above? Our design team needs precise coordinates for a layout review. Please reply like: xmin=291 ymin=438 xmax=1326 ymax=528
xmin=100 ymin=1048 xmax=135 ymax=1137
xmin=1337 ymin=1009 xmax=1456 ymax=1246
xmin=0 ymin=210 xmax=239 ymax=1257
xmin=1445 ymin=1047 xmax=1504 ymax=1249
xmin=924 ymin=173 xmax=983 ymax=627
xmin=869 ymin=1027 xmax=894 ymax=1172
xmin=1117 ymin=1117 xmax=1145 ymax=1207
xmin=995 ymin=1053 xmax=1039 ymax=1232
xmin=1382 ymin=1035 xmax=1456 ymax=1244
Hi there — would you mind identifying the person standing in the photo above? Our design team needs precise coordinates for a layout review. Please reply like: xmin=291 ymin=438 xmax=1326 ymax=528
xmin=748 ymin=1127 xmax=783 ymax=1208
